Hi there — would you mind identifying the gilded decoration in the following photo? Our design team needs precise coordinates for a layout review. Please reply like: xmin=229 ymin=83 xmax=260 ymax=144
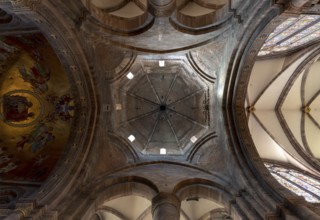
xmin=0 ymin=34 xmax=74 ymax=182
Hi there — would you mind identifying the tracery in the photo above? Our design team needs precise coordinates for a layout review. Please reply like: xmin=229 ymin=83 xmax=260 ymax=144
xmin=259 ymin=15 xmax=320 ymax=56
xmin=265 ymin=163 xmax=320 ymax=203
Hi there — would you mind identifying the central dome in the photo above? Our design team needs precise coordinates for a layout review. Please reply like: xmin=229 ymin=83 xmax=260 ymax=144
xmin=112 ymin=58 xmax=210 ymax=155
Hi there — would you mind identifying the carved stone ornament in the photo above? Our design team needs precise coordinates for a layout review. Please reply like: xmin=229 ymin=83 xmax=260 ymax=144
xmin=10 ymin=0 xmax=41 ymax=11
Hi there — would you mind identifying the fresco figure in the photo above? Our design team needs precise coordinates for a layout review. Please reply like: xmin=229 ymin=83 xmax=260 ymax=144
xmin=18 ymin=63 xmax=50 ymax=94
xmin=16 ymin=122 xmax=55 ymax=153
xmin=29 ymin=122 xmax=55 ymax=153
xmin=31 ymin=131 xmax=55 ymax=153
xmin=3 ymin=95 xmax=34 ymax=122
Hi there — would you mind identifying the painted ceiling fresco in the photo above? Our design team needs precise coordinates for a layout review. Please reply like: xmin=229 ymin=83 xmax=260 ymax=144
xmin=0 ymin=34 xmax=74 ymax=183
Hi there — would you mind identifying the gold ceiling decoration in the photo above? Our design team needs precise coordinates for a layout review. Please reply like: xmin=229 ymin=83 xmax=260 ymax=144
xmin=0 ymin=34 xmax=75 ymax=182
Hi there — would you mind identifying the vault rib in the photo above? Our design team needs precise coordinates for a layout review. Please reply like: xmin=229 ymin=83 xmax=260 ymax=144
xmin=144 ymin=112 xmax=161 ymax=151
xmin=120 ymin=88 xmax=159 ymax=106
xmin=146 ymin=73 xmax=161 ymax=104
xmin=168 ymin=88 xmax=204 ymax=107
xmin=165 ymin=111 xmax=181 ymax=147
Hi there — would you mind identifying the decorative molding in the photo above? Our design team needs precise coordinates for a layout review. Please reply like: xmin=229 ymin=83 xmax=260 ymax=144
xmin=187 ymin=132 xmax=217 ymax=162
xmin=10 ymin=0 xmax=41 ymax=12
xmin=187 ymin=52 xmax=216 ymax=84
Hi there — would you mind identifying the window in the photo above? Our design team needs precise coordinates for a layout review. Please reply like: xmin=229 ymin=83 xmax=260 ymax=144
xmin=265 ymin=163 xmax=320 ymax=203
xmin=259 ymin=15 xmax=320 ymax=56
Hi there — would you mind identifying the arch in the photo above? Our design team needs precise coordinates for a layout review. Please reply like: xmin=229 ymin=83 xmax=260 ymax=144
xmin=84 ymin=0 xmax=154 ymax=35
xmin=94 ymin=176 xmax=159 ymax=204
xmin=173 ymin=178 xmax=234 ymax=210
xmin=170 ymin=0 xmax=231 ymax=34
xmin=58 ymin=176 xmax=158 ymax=219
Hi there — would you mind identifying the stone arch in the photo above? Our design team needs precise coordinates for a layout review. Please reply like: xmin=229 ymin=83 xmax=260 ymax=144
xmin=170 ymin=0 xmax=231 ymax=34
xmin=84 ymin=0 xmax=154 ymax=34
xmin=173 ymin=178 xmax=234 ymax=211
xmin=58 ymin=176 xmax=158 ymax=219
xmin=95 ymin=176 xmax=159 ymax=203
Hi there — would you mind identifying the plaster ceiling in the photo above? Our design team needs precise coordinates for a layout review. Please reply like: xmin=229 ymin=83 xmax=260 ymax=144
xmin=0 ymin=34 xmax=75 ymax=183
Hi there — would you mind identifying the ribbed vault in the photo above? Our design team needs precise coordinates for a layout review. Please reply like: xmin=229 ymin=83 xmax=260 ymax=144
xmin=2 ymin=0 xmax=320 ymax=219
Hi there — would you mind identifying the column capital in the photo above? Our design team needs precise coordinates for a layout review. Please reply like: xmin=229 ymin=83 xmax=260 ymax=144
xmin=147 ymin=0 xmax=175 ymax=17
xmin=152 ymin=193 xmax=181 ymax=220
xmin=152 ymin=192 xmax=180 ymax=211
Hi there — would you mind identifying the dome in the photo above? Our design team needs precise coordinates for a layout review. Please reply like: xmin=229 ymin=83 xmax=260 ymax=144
xmin=0 ymin=33 xmax=76 ymax=182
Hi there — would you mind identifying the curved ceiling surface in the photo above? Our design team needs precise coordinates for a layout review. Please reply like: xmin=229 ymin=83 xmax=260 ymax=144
xmin=246 ymin=16 xmax=320 ymax=173
xmin=0 ymin=34 xmax=75 ymax=182
xmin=94 ymin=195 xmax=226 ymax=220
xmin=112 ymin=58 xmax=211 ymax=155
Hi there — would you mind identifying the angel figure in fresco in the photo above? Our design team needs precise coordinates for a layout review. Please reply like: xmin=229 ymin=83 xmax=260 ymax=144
xmin=18 ymin=63 xmax=50 ymax=94
xmin=15 ymin=122 xmax=55 ymax=153
xmin=3 ymin=95 xmax=34 ymax=122
xmin=30 ymin=130 xmax=55 ymax=153
xmin=29 ymin=122 xmax=55 ymax=153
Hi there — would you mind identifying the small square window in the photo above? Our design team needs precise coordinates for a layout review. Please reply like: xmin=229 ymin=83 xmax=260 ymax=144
xmin=126 ymin=72 xmax=134 ymax=79
xmin=160 ymin=148 xmax=166 ymax=154
xmin=190 ymin=136 xmax=197 ymax=143
xmin=116 ymin=104 xmax=122 ymax=110
xmin=159 ymin=60 xmax=165 ymax=67
xmin=128 ymin=135 xmax=135 ymax=142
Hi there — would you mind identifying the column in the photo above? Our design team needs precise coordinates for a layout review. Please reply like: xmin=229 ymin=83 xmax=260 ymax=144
xmin=152 ymin=193 xmax=180 ymax=220
xmin=148 ymin=0 xmax=175 ymax=16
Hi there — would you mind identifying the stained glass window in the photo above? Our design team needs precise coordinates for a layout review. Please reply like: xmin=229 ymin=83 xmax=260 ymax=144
xmin=259 ymin=15 xmax=320 ymax=56
xmin=265 ymin=163 xmax=320 ymax=203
